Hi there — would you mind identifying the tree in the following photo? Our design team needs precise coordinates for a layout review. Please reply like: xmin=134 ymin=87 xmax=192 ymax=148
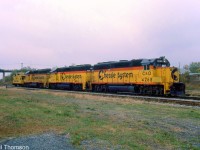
xmin=183 ymin=65 xmax=189 ymax=71
xmin=189 ymin=62 xmax=200 ymax=73
xmin=180 ymin=71 xmax=190 ymax=83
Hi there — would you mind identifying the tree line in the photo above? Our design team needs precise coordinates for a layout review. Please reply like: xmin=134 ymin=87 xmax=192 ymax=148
xmin=183 ymin=62 xmax=200 ymax=73
xmin=181 ymin=62 xmax=200 ymax=83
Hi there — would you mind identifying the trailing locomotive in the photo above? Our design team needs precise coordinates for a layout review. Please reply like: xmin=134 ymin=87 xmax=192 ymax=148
xmin=23 ymin=69 xmax=51 ymax=88
xmin=12 ymin=72 xmax=25 ymax=86
xmin=48 ymin=64 xmax=91 ymax=90
xmin=12 ymin=57 xmax=185 ymax=96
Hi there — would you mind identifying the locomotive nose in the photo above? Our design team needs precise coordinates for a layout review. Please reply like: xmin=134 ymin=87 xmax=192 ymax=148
xmin=171 ymin=68 xmax=179 ymax=81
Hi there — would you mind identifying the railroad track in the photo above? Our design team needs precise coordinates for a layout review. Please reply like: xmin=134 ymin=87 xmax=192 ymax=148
xmin=6 ymin=86 xmax=200 ymax=106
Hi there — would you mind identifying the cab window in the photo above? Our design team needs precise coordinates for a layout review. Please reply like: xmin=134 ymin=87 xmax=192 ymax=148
xmin=144 ymin=65 xmax=150 ymax=70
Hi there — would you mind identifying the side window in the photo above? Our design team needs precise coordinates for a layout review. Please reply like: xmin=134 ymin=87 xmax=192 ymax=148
xmin=144 ymin=65 xmax=150 ymax=70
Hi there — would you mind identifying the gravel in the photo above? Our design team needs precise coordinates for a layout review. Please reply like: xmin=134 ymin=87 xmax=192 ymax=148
xmin=81 ymin=139 xmax=123 ymax=150
xmin=0 ymin=132 xmax=76 ymax=150
xmin=0 ymin=133 xmax=124 ymax=150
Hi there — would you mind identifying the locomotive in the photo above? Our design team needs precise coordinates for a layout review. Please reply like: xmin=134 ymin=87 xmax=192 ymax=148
xmin=12 ymin=57 xmax=185 ymax=96
xmin=48 ymin=64 xmax=91 ymax=90
xmin=23 ymin=69 xmax=51 ymax=88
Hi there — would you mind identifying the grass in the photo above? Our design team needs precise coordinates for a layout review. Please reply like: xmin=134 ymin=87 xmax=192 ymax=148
xmin=0 ymin=87 xmax=200 ymax=149
xmin=185 ymin=83 xmax=200 ymax=96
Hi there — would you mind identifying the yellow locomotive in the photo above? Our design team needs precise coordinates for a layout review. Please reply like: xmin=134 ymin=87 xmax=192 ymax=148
xmin=23 ymin=69 xmax=51 ymax=88
xmin=12 ymin=72 xmax=26 ymax=86
xmin=48 ymin=65 xmax=91 ymax=90
xmin=91 ymin=57 xmax=185 ymax=96
xmin=12 ymin=57 xmax=185 ymax=96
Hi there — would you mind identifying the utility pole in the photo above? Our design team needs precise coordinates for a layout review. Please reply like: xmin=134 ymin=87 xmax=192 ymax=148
xmin=3 ymin=71 xmax=5 ymax=82
xmin=21 ymin=63 xmax=23 ymax=69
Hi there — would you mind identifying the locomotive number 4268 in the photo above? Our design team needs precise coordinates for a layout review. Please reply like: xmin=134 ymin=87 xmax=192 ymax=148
xmin=142 ymin=77 xmax=152 ymax=82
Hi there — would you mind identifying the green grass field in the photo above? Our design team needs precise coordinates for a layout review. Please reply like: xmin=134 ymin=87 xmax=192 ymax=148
xmin=0 ymin=87 xmax=200 ymax=149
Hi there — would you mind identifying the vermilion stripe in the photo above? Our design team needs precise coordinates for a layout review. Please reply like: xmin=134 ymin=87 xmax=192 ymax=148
xmin=91 ymin=82 xmax=162 ymax=85
xmin=27 ymin=74 xmax=48 ymax=76
xmin=57 ymin=71 xmax=87 ymax=74
xmin=93 ymin=66 xmax=144 ymax=72
xmin=24 ymin=82 xmax=46 ymax=83
xmin=49 ymin=82 xmax=83 ymax=84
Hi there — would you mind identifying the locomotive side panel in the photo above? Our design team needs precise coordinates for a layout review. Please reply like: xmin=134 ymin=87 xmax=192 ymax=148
xmin=49 ymin=73 xmax=57 ymax=83
xmin=12 ymin=73 xmax=25 ymax=86
xmin=24 ymin=74 xmax=31 ymax=86
xmin=92 ymin=67 xmax=136 ymax=84
xmin=92 ymin=67 xmax=165 ymax=85
xmin=56 ymin=71 xmax=86 ymax=90
xmin=23 ymin=69 xmax=51 ymax=88
xmin=49 ymin=65 xmax=92 ymax=91
xmin=24 ymin=73 xmax=50 ymax=88
xmin=58 ymin=71 xmax=83 ymax=83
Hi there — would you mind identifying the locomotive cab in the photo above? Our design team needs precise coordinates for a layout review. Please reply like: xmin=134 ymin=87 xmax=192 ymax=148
xmin=152 ymin=56 xmax=170 ymax=68
xmin=142 ymin=57 xmax=185 ymax=96
xmin=141 ymin=56 xmax=170 ymax=71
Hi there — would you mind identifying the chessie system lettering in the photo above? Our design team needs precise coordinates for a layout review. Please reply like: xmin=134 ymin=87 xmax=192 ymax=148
xmin=98 ymin=70 xmax=133 ymax=80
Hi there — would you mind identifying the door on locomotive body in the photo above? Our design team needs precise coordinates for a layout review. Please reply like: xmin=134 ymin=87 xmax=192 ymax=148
xmin=48 ymin=68 xmax=58 ymax=89
xmin=44 ymin=73 xmax=50 ymax=88
xmin=24 ymin=74 xmax=31 ymax=84
xmin=57 ymin=72 xmax=62 ymax=83
xmin=49 ymin=72 xmax=57 ymax=83
xmin=86 ymin=69 xmax=92 ymax=90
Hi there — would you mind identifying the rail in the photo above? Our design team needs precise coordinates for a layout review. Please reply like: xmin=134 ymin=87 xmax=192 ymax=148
xmin=4 ymin=86 xmax=199 ymax=106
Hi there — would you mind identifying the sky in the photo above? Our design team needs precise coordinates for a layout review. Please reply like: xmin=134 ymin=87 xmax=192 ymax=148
xmin=0 ymin=0 xmax=200 ymax=71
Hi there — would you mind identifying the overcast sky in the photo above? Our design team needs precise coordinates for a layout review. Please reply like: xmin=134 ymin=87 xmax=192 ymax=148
xmin=0 ymin=0 xmax=200 ymax=70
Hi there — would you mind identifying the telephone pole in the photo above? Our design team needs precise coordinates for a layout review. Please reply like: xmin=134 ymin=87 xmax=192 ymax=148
xmin=21 ymin=63 xmax=23 ymax=69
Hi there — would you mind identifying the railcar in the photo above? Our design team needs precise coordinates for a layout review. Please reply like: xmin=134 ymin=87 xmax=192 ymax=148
xmin=48 ymin=64 xmax=91 ymax=90
xmin=91 ymin=57 xmax=185 ymax=96
xmin=12 ymin=72 xmax=26 ymax=86
xmin=24 ymin=69 xmax=51 ymax=88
